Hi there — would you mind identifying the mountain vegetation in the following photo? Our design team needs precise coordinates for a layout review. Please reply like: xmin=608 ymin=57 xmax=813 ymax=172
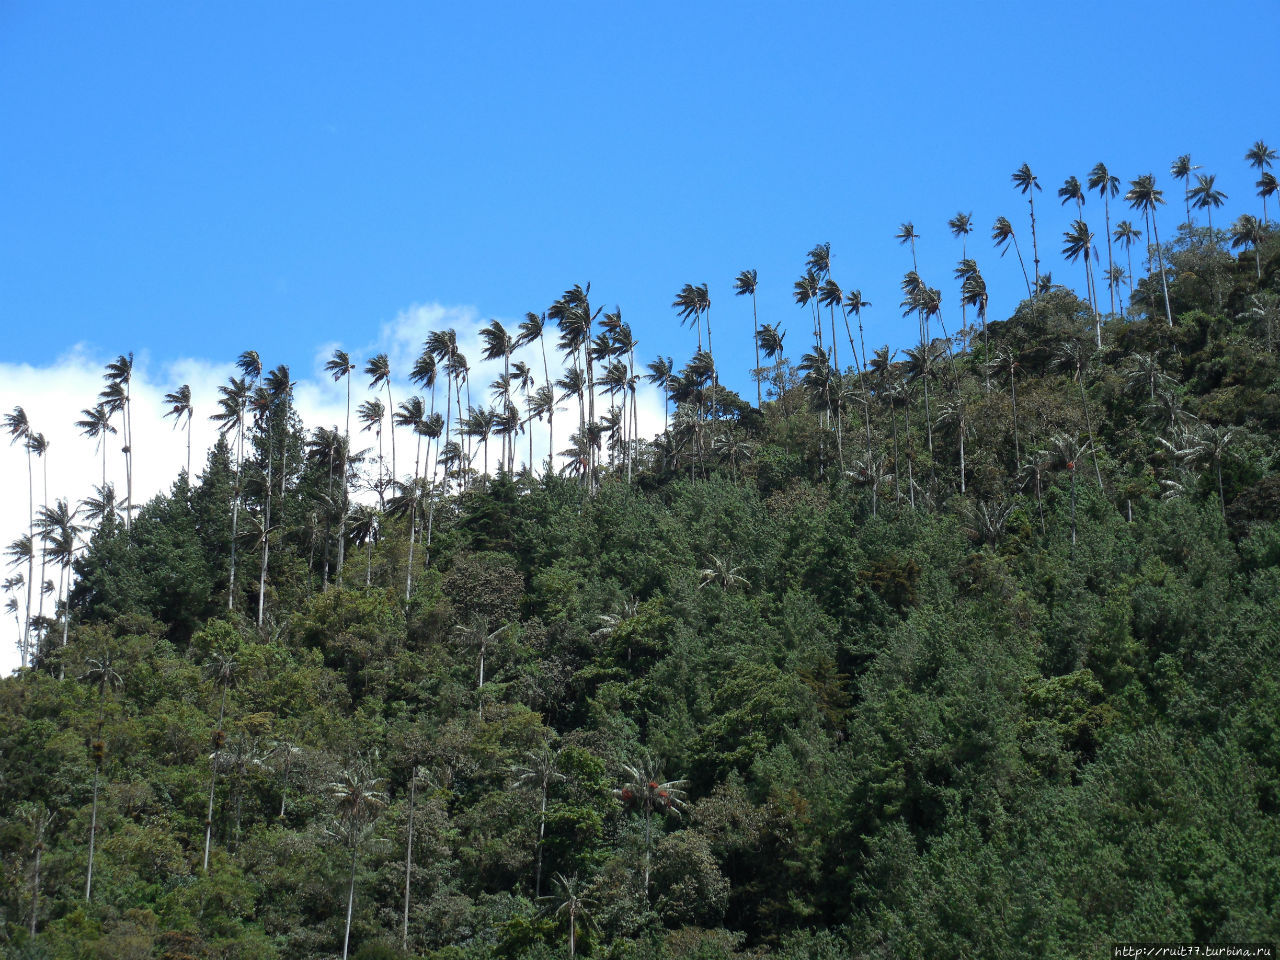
xmin=4 ymin=149 xmax=1280 ymax=958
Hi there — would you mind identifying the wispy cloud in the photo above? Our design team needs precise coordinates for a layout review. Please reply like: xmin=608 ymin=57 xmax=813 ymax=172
xmin=0 ymin=303 xmax=666 ymax=674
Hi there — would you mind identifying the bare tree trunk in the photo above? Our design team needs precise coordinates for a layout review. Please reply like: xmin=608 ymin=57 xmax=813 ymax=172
xmin=401 ymin=769 xmax=416 ymax=951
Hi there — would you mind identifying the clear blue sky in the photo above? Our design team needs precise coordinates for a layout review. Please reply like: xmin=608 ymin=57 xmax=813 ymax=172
xmin=2 ymin=0 xmax=1275 ymax=387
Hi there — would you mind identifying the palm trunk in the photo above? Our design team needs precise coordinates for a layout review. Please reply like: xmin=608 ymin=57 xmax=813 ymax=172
xmin=85 ymin=763 xmax=100 ymax=900
xmin=1154 ymin=215 xmax=1173 ymax=326
xmin=30 ymin=830 xmax=43 ymax=935
xmin=751 ymin=292 xmax=762 ymax=408
xmin=535 ymin=787 xmax=548 ymax=899
xmin=1103 ymin=196 xmax=1116 ymax=317
xmin=343 ymin=843 xmax=358 ymax=960
xmin=1029 ymin=194 xmax=1041 ymax=292
xmin=258 ymin=454 xmax=272 ymax=627
xmin=1012 ymin=235 xmax=1033 ymax=300
xmin=203 ymin=687 xmax=227 ymax=872
xmin=1010 ymin=365 xmax=1021 ymax=469
xmin=402 ymin=770 xmax=416 ymax=951
xmin=24 ymin=446 xmax=33 ymax=667
xmin=228 ymin=420 xmax=243 ymax=610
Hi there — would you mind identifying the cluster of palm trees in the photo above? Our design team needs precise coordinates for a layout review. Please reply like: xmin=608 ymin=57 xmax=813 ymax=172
xmin=4 ymin=141 xmax=1275 ymax=656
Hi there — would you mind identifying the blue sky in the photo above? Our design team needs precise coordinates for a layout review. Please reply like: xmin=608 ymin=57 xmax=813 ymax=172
xmin=2 ymin=1 xmax=1275 ymax=381
xmin=1 ymin=1 xmax=1275 ymax=671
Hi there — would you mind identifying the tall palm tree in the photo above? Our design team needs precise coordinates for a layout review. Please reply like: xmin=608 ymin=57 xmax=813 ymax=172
xmin=989 ymin=347 xmax=1022 ymax=467
xmin=948 ymin=212 xmax=974 ymax=335
xmin=163 ymin=384 xmax=194 ymax=477
xmin=1058 ymin=175 xmax=1085 ymax=215
xmin=326 ymin=351 xmax=357 ymax=583
xmin=365 ymin=354 xmax=395 ymax=488
xmin=1052 ymin=341 xmax=1105 ymax=490
xmin=1188 ymin=173 xmax=1228 ymax=234
xmin=80 ymin=653 xmax=123 ymax=901
xmin=201 ymin=653 xmax=237 ymax=872
xmin=551 ymin=286 xmax=601 ymax=488
xmin=1170 ymin=154 xmax=1200 ymax=228
xmin=517 ymin=312 xmax=553 ymax=472
xmin=330 ymin=762 xmax=388 ymax=960
xmin=992 ymin=216 xmax=1032 ymax=298
xmin=1062 ymin=220 xmax=1102 ymax=346
xmin=614 ymin=757 xmax=689 ymax=898
xmin=1113 ymin=220 xmax=1142 ymax=301
xmin=1246 ymin=140 xmax=1276 ymax=223
xmin=100 ymin=354 xmax=134 ymax=531
xmin=734 ymin=269 xmax=762 ymax=407
xmin=76 ymin=404 xmax=117 ymax=491
xmin=1126 ymin=174 xmax=1174 ymax=326
xmin=5 ymin=406 xmax=34 ymax=663
xmin=1230 ymin=214 xmax=1267 ymax=279
xmin=549 ymin=873 xmax=596 ymax=959
xmin=512 ymin=745 xmax=566 ymax=899
xmin=210 ymin=377 xmax=250 ymax=610
xmin=480 ymin=319 xmax=516 ymax=468
xmin=36 ymin=498 xmax=82 ymax=651
xmin=1258 ymin=172 xmax=1278 ymax=227
xmin=1089 ymin=163 xmax=1122 ymax=316
xmin=357 ymin=398 xmax=386 ymax=506
xmin=1011 ymin=163 xmax=1043 ymax=290
xmin=755 ymin=324 xmax=786 ymax=405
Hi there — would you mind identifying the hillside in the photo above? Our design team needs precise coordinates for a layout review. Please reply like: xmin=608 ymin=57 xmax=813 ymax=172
xmin=3 ymin=211 xmax=1280 ymax=958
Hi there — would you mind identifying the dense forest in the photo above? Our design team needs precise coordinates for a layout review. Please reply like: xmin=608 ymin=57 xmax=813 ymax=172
xmin=3 ymin=152 xmax=1280 ymax=959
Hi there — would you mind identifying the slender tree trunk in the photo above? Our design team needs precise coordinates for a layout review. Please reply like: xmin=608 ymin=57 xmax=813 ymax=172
xmin=203 ymin=687 xmax=227 ymax=872
xmin=343 ymin=844 xmax=358 ymax=960
xmin=1029 ymin=194 xmax=1041 ymax=292
xmin=1152 ymin=216 xmax=1174 ymax=326
xmin=258 ymin=453 xmax=272 ymax=627
xmin=23 ymin=447 xmax=33 ymax=667
xmin=30 ymin=830 xmax=42 ymax=935
xmin=1010 ymin=364 xmax=1021 ymax=468
xmin=228 ymin=420 xmax=243 ymax=610
xmin=535 ymin=787 xmax=548 ymax=899
xmin=1104 ymin=196 xmax=1116 ymax=316
xmin=85 ymin=764 xmax=100 ymax=900
xmin=402 ymin=769 xmax=416 ymax=952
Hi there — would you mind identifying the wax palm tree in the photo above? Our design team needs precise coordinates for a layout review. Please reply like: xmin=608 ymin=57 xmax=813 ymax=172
xmin=798 ymin=345 xmax=835 ymax=474
xmin=1229 ymin=214 xmax=1266 ymax=279
xmin=1049 ymin=434 xmax=1090 ymax=548
xmin=551 ymin=285 xmax=601 ymax=487
xmin=1257 ymin=172 xmax=1278 ymax=227
xmin=1052 ymin=340 xmax=1105 ymax=489
xmin=900 ymin=275 xmax=936 ymax=461
xmin=81 ymin=484 xmax=120 ymax=530
xmin=1170 ymin=154 xmax=1199 ymax=227
xmin=76 ymin=404 xmax=117 ymax=490
xmin=1160 ymin=423 xmax=1235 ymax=518
xmin=1019 ymin=449 xmax=1053 ymax=535
xmin=547 ymin=873 xmax=596 ymax=959
xmin=1011 ymin=163 xmax=1043 ymax=290
xmin=36 ymin=498 xmax=82 ymax=651
xmin=201 ymin=653 xmax=237 ymax=872
xmin=100 ymin=353 xmax=134 ymax=530
xmin=793 ymin=267 xmax=823 ymax=352
xmin=517 ymin=312 xmax=554 ymax=472
xmin=210 ymin=377 xmax=250 ymax=610
xmin=989 ymin=347 xmax=1022 ymax=467
xmin=1126 ymin=174 xmax=1174 ymax=326
xmin=1062 ymin=220 xmax=1102 ymax=346
xmin=512 ymin=745 xmax=566 ymax=899
xmin=6 ymin=406 xmax=35 ymax=662
xmin=698 ymin=555 xmax=750 ymax=592
xmin=357 ymin=398 xmax=387 ymax=505
xmin=326 ymin=350 xmax=357 ymax=583
xmin=645 ymin=356 xmax=674 ymax=467
xmin=1113 ymin=220 xmax=1141 ymax=301
xmin=948 ymin=212 xmax=974 ymax=334
xmin=452 ymin=617 xmax=512 ymax=717
xmin=365 ymin=354 xmax=395 ymax=487
xmin=330 ymin=762 xmax=388 ymax=960
xmin=731 ymin=268 xmax=763 ymax=407
xmin=614 ymin=756 xmax=689 ymax=898
xmin=1058 ymin=175 xmax=1085 ymax=215
xmin=1089 ymin=162 xmax=1122 ymax=315
xmin=1106 ymin=265 xmax=1128 ymax=306
xmin=963 ymin=498 xmax=1013 ymax=549
xmin=80 ymin=653 xmax=123 ymax=901
xmin=1246 ymin=140 xmax=1276 ymax=219
xmin=162 ymin=383 xmax=194 ymax=476
xmin=1189 ymin=173 xmax=1228 ymax=234
xmin=481 ymin=319 xmax=516 ymax=467
xmin=992 ymin=216 xmax=1033 ymax=298
xmin=755 ymin=324 xmax=786 ymax=404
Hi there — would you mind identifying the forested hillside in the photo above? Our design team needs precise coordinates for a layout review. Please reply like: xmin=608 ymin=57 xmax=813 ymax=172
xmin=3 ymin=158 xmax=1280 ymax=959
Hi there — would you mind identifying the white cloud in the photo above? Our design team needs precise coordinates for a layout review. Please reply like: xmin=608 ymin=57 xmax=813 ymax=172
xmin=0 ymin=303 xmax=667 ymax=675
